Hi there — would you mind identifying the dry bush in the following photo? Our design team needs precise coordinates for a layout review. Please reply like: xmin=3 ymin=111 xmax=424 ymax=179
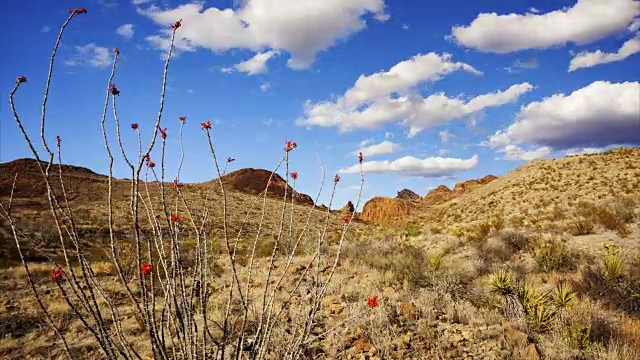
xmin=1 ymin=10 xmax=366 ymax=360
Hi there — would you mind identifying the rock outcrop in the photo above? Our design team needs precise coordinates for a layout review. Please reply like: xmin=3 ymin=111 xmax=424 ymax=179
xmin=396 ymin=189 xmax=420 ymax=201
xmin=359 ymin=197 xmax=416 ymax=226
xmin=218 ymin=168 xmax=314 ymax=206
xmin=423 ymin=175 xmax=498 ymax=206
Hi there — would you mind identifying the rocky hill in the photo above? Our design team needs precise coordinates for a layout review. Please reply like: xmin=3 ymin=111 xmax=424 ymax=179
xmin=418 ymin=147 xmax=640 ymax=229
xmin=396 ymin=189 xmax=420 ymax=201
xmin=217 ymin=168 xmax=314 ymax=206
xmin=422 ymin=175 xmax=498 ymax=206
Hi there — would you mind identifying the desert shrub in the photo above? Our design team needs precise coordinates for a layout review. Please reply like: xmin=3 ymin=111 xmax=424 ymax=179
xmin=533 ymin=238 xmax=576 ymax=272
xmin=465 ymin=221 xmax=491 ymax=243
xmin=449 ymin=226 xmax=465 ymax=239
xmin=564 ymin=217 xmax=596 ymax=236
xmin=498 ymin=230 xmax=531 ymax=252
xmin=602 ymin=243 xmax=623 ymax=282
xmin=2 ymin=11 xmax=367 ymax=359
xmin=403 ymin=221 xmax=422 ymax=237
xmin=428 ymin=224 xmax=443 ymax=234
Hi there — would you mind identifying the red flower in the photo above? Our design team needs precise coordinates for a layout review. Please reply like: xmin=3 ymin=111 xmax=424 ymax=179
xmin=131 ymin=123 xmax=138 ymax=130
xmin=59 ymin=218 xmax=66 ymax=226
xmin=178 ymin=116 xmax=186 ymax=122
xmin=56 ymin=136 xmax=61 ymax=147
xmin=114 ymin=48 xmax=120 ymax=55
xmin=170 ymin=178 xmax=183 ymax=189
xmin=334 ymin=174 xmax=340 ymax=183
xmin=109 ymin=83 xmax=120 ymax=96
xmin=51 ymin=267 xmax=64 ymax=282
xmin=343 ymin=217 xmax=351 ymax=224
xmin=359 ymin=152 xmax=363 ymax=164
xmin=172 ymin=20 xmax=182 ymax=30
xmin=68 ymin=8 xmax=87 ymax=15
xmin=144 ymin=154 xmax=151 ymax=164
xmin=201 ymin=121 xmax=211 ymax=130
xmin=367 ymin=296 xmax=379 ymax=308
xmin=291 ymin=172 xmax=298 ymax=180
xmin=16 ymin=76 xmax=27 ymax=84
xmin=158 ymin=127 xmax=167 ymax=139
xmin=284 ymin=140 xmax=297 ymax=152
xmin=148 ymin=161 xmax=155 ymax=168
xmin=227 ymin=157 xmax=235 ymax=163
xmin=170 ymin=213 xmax=181 ymax=223
xmin=141 ymin=263 xmax=152 ymax=276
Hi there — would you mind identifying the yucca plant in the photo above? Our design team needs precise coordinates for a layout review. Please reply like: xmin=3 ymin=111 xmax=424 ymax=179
xmin=603 ymin=243 xmax=624 ymax=282
xmin=489 ymin=268 xmax=516 ymax=297
xmin=551 ymin=281 xmax=576 ymax=309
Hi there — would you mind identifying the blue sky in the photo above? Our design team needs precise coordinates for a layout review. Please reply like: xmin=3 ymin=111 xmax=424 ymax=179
xmin=1 ymin=0 xmax=639 ymax=209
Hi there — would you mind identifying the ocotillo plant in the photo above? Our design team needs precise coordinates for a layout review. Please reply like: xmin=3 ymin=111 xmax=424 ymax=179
xmin=2 ymin=7 xmax=365 ymax=360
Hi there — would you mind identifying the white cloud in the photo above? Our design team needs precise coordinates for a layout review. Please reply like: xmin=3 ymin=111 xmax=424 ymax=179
xmin=499 ymin=145 xmax=553 ymax=161
xmin=402 ymin=24 xmax=409 ymax=30
xmin=138 ymin=1 xmax=388 ymax=69
xmin=132 ymin=0 xmax=150 ymax=4
xmin=488 ymin=81 xmax=640 ymax=155
xmin=260 ymin=82 xmax=271 ymax=91
xmin=116 ymin=24 xmax=135 ymax=39
xmin=339 ymin=154 xmax=478 ymax=177
xmin=450 ymin=0 xmax=640 ymax=53
xmin=64 ymin=43 xmax=111 ymax=68
xmin=41 ymin=26 xmax=51 ymax=33
xmin=385 ymin=131 xmax=394 ymax=139
xmin=439 ymin=130 xmax=455 ymax=143
xmin=340 ymin=52 xmax=482 ymax=108
xmin=294 ymin=53 xmax=531 ymax=136
xmin=222 ymin=50 xmax=280 ymax=75
xmin=353 ymin=140 xmax=400 ymax=157
xmin=568 ymin=34 xmax=640 ymax=71
xmin=298 ymin=81 xmax=533 ymax=137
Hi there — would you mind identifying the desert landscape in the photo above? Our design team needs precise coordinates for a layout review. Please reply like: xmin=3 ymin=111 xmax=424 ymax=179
xmin=2 ymin=1 xmax=640 ymax=360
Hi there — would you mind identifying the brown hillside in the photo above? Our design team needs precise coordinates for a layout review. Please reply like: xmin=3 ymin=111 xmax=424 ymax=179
xmin=417 ymin=147 xmax=640 ymax=228
xmin=360 ymin=197 xmax=417 ymax=226
xmin=217 ymin=168 xmax=314 ymax=206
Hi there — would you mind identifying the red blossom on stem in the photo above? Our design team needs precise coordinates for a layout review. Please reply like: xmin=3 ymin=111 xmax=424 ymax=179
xmin=59 ymin=218 xmax=66 ymax=226
xmin=201 ymin=121 xmax=211 ymax=130
xmin=343 ymin=217 xmax=351 ymax=224
xmin=109 ymin=83 xmax=120 ymax=96
xmin=359 ymin=151 xmax=363 ymax=164
xmin=51 ymin=267 xmax=64 ymax=282
xmin=131 ymin=123 xmax=138 ymax=130
xmin=170 ymin=213 xmax=181 ymax=223
xmin=227 ymin=157 xmax=235 ymax=163
xmin=284 ymin=140 xmax=297 ymax=152
xmin=56 ymin=136 xmax=61 ymax=147
xmin=172 ymin=20 xmax=182 ymax=31
xmin=141 ymin=263 xmax=152 ymax=276
xmin=179 ymin=116 xmax=186 ymax=122
xmin=170 ymin=178 xmax=183 ymax=189
xmin=148 ymin=161 xmax=155 ymax=168
xmin=16 ymin=76 xmax=27 ymax=84
xmin=68 ymin=8 xmax=87 ymax=15
xmin=114 ymin=48 xmax=120 ymax=55
xmin=367 ymin=296 xmax=379 ymax=308
xmin=291 ymin=172 xmax=298 ymax=180
xmin=158 ymin=127 xmax=168 ymax=139
xmin=334 ymin=174 xmax=340 ymax=183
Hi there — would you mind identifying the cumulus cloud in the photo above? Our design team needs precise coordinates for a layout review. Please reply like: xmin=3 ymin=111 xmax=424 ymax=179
xmin=260 ymin=82 xmax=271 ymax=91
xmin=352 ymin=140 xmax=400 ymax=157
xmin=564 ymin=147 xmax=608 ymax=156
xmin=488 ymin=81 xmax=640 ymax=157
xmin=299 ymin=81 xmax=533 ymax=137
xmin=116 ymin=24 xmax=135 ymax=39
xmin=569 ymin=34 xmax=640 ymax=71
xmin=339 ymin=154 xmax=478 ymax=177
xmin=339 ymin=52 xmax=482 ymax=108
xmin=138 ymin=1 xmax=388 ymax=69
xmin=222 ymin=50 xmax=280 ymax=75
xmin=450 ymin=0 xmax=640 ymax=53
xmin=64 ymin=43 xmax=111 ymax=68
